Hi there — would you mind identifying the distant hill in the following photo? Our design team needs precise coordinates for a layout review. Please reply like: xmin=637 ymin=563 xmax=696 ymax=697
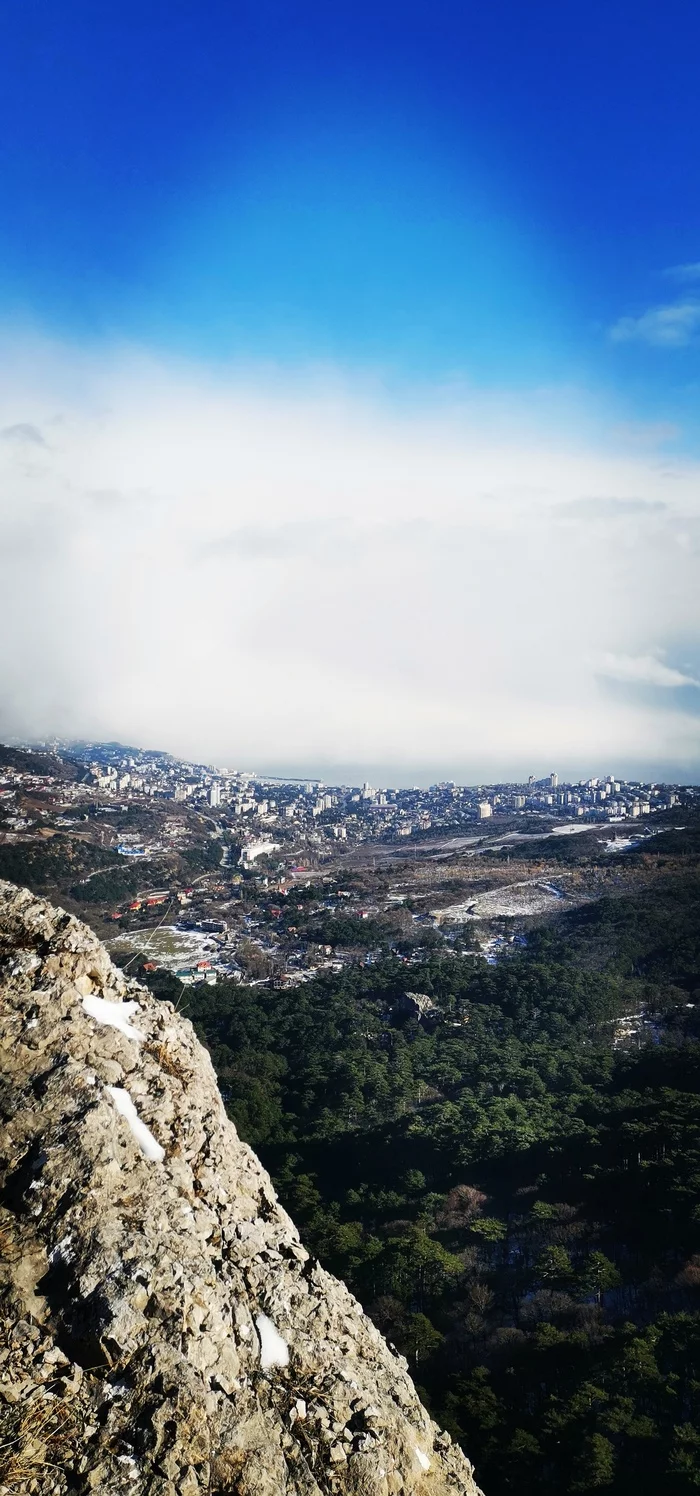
xmin=0 ymin=743 xmax=82 ymax=781
xmin=60 ymin=739 xmax=177 ymax=765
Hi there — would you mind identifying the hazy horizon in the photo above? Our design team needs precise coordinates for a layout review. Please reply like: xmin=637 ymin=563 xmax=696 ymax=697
xmin=12 ymin=730 xmax=699 ymax=792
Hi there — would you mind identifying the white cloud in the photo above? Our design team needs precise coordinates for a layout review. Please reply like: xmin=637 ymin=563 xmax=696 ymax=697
xmin=596 ymin=653 xmax=700 ymax=690
xmin=1 ymin=421 xmax=46 ymax=446
xmin=664 ymin=262 xmax=700 ymax=284
xmin=557 ymin=497 xmax=666 ymax=519
xmin=0 ymin=333 xmax=698 ymax=782
xmin=609 ymin=301 xmax=700 ymax=348
xmin=611 ymin=420 xmax=680 ymax=447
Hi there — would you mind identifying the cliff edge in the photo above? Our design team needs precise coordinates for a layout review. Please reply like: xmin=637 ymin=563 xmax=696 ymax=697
xmin=0 ymin=882 xmax=482 ymax=1496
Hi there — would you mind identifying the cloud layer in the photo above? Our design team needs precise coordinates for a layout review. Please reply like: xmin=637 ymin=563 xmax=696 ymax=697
xmin=0 ymin=336 xmax=699 ymax=782
xmin=665 ymin=262 xmax=700 ymax=284
xmin=597 ymin=653 xmax=700 ymax=690
xmin=610 ymin=301 xmax=700 ymax=348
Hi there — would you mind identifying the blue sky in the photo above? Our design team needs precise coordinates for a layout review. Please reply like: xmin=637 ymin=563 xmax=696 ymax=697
xmin=1 ymin=1 xmax=699 ymax=780
xmin=2 ymin=0 xmax=700 ymax=412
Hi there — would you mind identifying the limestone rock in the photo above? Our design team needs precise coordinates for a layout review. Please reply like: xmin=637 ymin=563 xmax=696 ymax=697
xmin=0 ymin=881 xmax=483 ymax=1495
xmin=394 ymin=993 xmax=438 ymax=1028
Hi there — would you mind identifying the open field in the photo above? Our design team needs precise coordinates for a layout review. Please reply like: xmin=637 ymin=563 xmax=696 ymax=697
xmin=432 ymin=876 xmax=570 ymax=921
xmin=107 ymin=923 xmax=220 ymax=970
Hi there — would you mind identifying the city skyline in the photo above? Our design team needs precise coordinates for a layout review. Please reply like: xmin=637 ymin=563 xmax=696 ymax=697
xmin=14 ymin=734 xmax=697 ymax=796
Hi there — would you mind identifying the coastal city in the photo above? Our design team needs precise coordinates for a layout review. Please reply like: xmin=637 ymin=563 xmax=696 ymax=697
xmin=14 ymin=738 xmax=687 ymax=840
xmin=0 ymin=737 xmax=692 ymax=1003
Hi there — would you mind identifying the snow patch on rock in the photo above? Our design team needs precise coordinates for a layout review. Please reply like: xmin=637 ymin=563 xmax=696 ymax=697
xmin=256 ymin=1311 xmax=290 ymax=1369
xmin=83 ymin=994 xmax=145 ymax=1041
xmin=106 ymin=1085 xmax=165 ymax=1162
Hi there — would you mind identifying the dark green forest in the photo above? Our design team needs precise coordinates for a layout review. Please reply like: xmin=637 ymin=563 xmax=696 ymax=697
xmin=120 ymin=827 xmax=700 ymax=1493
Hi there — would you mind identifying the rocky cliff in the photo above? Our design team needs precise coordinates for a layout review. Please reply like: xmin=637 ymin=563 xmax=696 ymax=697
xmin=0 ymin=882 xmax=482 ymax=1496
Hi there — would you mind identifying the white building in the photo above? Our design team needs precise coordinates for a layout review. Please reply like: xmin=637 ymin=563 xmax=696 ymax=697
xmin=239 ymin=839 xmax=280 ymax=865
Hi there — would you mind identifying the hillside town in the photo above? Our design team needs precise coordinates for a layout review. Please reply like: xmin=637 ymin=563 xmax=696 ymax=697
xmin=10 ymin=738 xmax=686 ymax=837
xmin=0 ymin=738 xmax=693 ymax=1002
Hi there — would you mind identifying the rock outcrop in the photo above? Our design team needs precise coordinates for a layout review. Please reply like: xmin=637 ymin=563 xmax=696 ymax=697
xmin=393 ymin=995 xmax=438 ymax=1029
xmin=0 ymin=883 xmax=482 ymax=1496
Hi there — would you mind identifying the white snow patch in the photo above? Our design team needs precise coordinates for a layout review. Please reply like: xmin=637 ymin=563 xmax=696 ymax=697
xmin=106 ymin=1086 xmax=165 ymax=1163
xmin=116 ymin=1455 xmax=139 ymax=1480
xmin=103 ymin=1382 xmax=129 ymax=1401
xmin=415 ymin=1446 xmax=431 ymax=1471
xmin=255 ymin=1312 xmax=289 ymax=1369
xmin=547 ymin=823 xmax=596 ymax=837
xmin=49 ymin=1233 xmax=74 ymax=1265
xmin=82 ymin=995 xmax=145 ymax=1041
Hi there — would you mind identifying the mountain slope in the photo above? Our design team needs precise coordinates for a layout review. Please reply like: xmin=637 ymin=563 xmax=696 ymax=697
xmin=0 ymin=880 xmax=481 ymax=1496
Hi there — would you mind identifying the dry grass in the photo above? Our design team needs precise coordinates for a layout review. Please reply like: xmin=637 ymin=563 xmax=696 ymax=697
xmin=0 ymin=1390 xmax=79 ymax=1491
xmin=209 ymin=1446 xmax=249 ymax=1491
xmin=147 ymin=1040 xmax=193 ymax=1084
xmin=0 ymin=1222 xmax=19 ymax=1265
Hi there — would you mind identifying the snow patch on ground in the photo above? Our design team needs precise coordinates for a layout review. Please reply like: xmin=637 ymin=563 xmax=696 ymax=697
xmin=255 ymin=1312 xmax=289 ymax=1369
xmin=546 ymin=824 xmax=596 ymax=837
xmin=107 ymin=924 xmax=220 ymax=971
xmin=106 ymin=1086 xmax=165 ymax=1162
xmin=415 ymin=1446 xmax=431 ymax=1471
xmin=433 ymin=877 xmax=571 ymax=923
xmin=83 ymin=995 xmax=145 ymax=1041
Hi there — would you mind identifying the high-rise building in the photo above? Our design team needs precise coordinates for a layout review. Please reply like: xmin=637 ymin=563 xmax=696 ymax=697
xmin=478 ymin=801 xmax=493 ymax=819
xmin=209 ymin=781 xmax=221 ymax=808
xmin=550 ymin=772 xmax=558 ymax=788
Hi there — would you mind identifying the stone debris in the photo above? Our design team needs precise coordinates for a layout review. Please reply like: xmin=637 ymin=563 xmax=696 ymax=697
xmin=0 ymin=880 xmax=483 ymax=1496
